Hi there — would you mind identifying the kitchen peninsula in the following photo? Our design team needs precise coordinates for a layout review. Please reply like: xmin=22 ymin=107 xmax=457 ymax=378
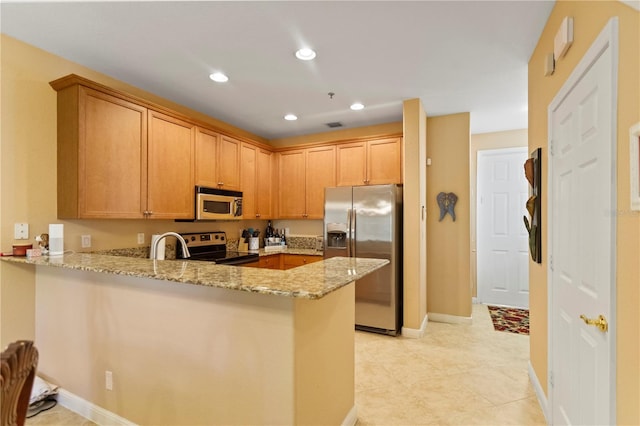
xmin=3 ymin=254 xmax=387 ymax=425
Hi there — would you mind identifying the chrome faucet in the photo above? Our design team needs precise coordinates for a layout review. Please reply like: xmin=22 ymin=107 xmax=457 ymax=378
xmin=150 ymin=232 xmax=190 ymax=260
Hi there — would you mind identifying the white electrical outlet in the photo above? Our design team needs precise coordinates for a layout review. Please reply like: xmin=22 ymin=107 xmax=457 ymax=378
xmin=14 ymin=223 xmax=29 ymax=240
xmin=105 ymin=370 xmax=113 ymax=391
xmin=137 ymin=233 xmax=145 ymax=244
xmin=81 ymin=235 xmax=92 ymax=248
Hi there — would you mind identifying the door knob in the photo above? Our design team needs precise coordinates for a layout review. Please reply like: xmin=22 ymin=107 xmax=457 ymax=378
xmin=579 ymin=314 xmax=608 ymax=332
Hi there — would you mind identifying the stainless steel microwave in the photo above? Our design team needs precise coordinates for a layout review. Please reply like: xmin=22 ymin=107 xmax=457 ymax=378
xmin=195 ymin=186 xmax=243 ymax=220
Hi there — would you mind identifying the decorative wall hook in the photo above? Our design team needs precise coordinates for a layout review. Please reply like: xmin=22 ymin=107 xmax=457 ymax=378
xmin=437 ymin=192 xmax=458 ymax=222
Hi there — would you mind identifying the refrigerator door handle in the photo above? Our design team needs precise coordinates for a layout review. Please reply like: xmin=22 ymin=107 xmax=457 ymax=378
xmin=347 ymin=208 xmax=352 ymax=257
xmin=351 ymin=208 xmax=357 ymax=257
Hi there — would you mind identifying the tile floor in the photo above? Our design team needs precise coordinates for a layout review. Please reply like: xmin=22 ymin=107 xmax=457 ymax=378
xmin=26 ymin=304 xmax=545 ymax=425
xmin=355 ymin=304 xmax=545 ymax=425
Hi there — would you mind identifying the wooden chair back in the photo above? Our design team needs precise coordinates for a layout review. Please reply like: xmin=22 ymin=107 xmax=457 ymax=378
xmin=1 ymin=341 xmax=39 ymax=426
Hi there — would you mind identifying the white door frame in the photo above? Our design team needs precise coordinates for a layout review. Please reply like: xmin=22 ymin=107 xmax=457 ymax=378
xmin=547 ymin=17 xmax=618 ymax=425
xmin=477 ymin=146 xmax=529 ymax=308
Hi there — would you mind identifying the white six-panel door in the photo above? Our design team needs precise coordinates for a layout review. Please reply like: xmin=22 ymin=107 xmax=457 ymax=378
xmin=549 ymin=18 xmax=617 ymax=426
xmin=477 ymin=147 xmax=530 ymax=308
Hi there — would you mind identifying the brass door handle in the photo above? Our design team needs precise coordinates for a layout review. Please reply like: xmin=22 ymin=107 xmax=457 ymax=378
xmin=579 ymin=314 xmax=608 ymax=332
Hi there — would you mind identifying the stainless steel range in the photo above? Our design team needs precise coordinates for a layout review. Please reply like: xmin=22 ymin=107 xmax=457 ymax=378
xmin=176 ymin=232 xmax=258 ymax=265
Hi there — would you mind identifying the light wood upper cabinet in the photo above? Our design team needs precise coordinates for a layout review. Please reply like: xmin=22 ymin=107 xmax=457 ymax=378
xmin=147 ymin=110 xmax=195 ymax=219
xmin=278 ymin=150 xmax=306 ymax=218
xmin=218 ymin=135 xmax=241 ymax=190
xmin=256 ymin=148 xmax=274 ymax=218
xmin=277 ymin=146 xmax=336 ymax=219
xmin=305 ymin=146 xmax=336 ymax=218
xmin=337 ymin=137 xmax=402 ymax=186
xmin=195 ymin=129 xmax=241 ymax=191
xmin=241 ymin=143 xmax=273 ymax=219
xmin=52 ymin=79 xmax=196 ymax=219
xmin=70 ymin=87 xmax=148 ymax=219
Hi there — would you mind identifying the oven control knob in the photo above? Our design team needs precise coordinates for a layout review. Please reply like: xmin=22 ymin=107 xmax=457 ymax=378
xmin=190 ymin=236 xmax=196 ymax=242
xmin=214 ymin=234 xmax=219 ymax=240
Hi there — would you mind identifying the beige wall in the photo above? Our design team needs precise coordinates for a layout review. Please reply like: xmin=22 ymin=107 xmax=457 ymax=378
xmin=34 ymin=265 xmax=355 ymax=424
xmin=402 ymin=99 xmax=427 ymax=331
xmin=528 ymin=2 xmax=639 ymax=423
xmin=426 ymin=113 xmax=471 ymax=318
xmin=469 ymin=129 xmax=528 ymax=297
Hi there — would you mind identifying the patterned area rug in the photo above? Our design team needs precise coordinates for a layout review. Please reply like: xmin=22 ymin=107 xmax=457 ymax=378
xmin=487 ymin=305 xmax=529 ymax=335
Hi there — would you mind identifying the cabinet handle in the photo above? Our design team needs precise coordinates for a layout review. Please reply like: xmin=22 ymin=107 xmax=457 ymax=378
xmin=256 ymin=214 xmax=261 ymax=218
xmin=218 ymin=182 xmax=224 ymax=186
xmin=147 ymin=211 xmax=153 ymax=216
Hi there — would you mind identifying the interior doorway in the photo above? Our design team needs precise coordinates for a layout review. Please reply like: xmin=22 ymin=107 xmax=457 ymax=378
xmin=477 ymin=147 xmax=529 ymax=308
xmin=548 ymin=18 xmax=617 ymax=425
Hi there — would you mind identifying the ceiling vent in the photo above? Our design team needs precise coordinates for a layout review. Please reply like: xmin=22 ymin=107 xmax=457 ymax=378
xmin=325 ymin=122 xmax=343 ymax=128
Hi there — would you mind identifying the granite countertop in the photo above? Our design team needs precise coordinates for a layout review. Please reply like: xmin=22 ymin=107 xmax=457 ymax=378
xmin=1 ymin=253 xmax=387 ymax=299
xmin=253 ymin=247 xmax=323 ymax=257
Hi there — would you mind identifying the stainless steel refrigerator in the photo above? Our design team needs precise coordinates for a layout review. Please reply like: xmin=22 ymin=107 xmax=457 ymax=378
xmin=324 ymin=184 xmax=403 ymax=335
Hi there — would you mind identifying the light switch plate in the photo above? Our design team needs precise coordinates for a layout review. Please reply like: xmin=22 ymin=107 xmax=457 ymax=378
xmin=81 ymin=235 xmax=91 ymax=248
xmin=14 ymin=223 xmax=29 ymax=240
xmin=137 ymin=233 xmax=145 ymax=244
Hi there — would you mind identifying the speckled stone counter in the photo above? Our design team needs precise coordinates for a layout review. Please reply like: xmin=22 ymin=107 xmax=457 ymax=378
xmin=6 ymin=249 xmax=380 ymax=424
xmin=253 ymin=247 xmax=323 ymax=257
xmin=2 ymin=253 xmax=386 ymax=299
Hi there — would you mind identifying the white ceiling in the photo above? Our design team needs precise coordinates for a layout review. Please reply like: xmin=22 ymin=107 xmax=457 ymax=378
xmin=1 ymin=1 xmax=555 ymax=140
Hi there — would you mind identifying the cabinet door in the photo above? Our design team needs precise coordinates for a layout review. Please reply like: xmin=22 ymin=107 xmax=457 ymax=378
xmin=259 ymin=254 xmax=282 ymax=269
xmin=282 ymin=254 xmax=323 ymax=270
xmin=278 ymin=150 xmax=306 ymax=218
xmin=147 ymin=110 xmax=195 ymax=219
xmin=77 ymin=87 xmax=147 ymax=218
xmin=195 ymin=128 xmax=219 ymax=188
xmin=217 ymin=135 xmax=241 ymax=191
xmin=336 ymin=142 xmax=367 ymax=186
xmin=305 ymin=146 xmax=336 ymax=219
xmin=240 ymin=143 xmax=258 ymax=218
xmin=367 ymin=137 xmax=402 ymax=184
xmin=256 ymin=148 xmax=274 ymax=218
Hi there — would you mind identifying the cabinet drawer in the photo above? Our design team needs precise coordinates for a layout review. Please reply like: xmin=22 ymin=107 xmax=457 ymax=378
xmin=248 ymin=254 xmax=282 ymax=269
xmin=282 ymin=254 xmax=322 ymax=270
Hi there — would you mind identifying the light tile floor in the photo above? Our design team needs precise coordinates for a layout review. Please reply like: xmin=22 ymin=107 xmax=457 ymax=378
xmin=355 ymin=304 xmax=546 ymax=425
xmin=27 ymin=304 xmax=545 ymax=425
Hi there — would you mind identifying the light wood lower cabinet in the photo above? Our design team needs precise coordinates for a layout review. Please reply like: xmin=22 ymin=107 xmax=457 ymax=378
xmin=282 ymin=254 xmax=322 ymax=270
xmin=278 ymin=146 xmax=336 ymax=219
xmin=244 ymin=254 xmax=282 ymax=269
xmin=244 ymin=254 xmax=322 ymax=270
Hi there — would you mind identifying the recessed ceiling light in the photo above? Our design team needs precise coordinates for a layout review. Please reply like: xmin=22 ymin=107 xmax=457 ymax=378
xmin=350 ymin=103 xmax=365 ymax=111
xmin=209 ymin=72 xmax=229 ymax=83
xmin=295 ymin=48 xmax=316 ymax=61
xmin=284 ymin=114 xmax=298 ymax=121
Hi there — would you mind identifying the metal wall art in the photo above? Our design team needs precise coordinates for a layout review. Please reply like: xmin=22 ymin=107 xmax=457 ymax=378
xmin=437 ymin=192 xmax=458 ymax=222
xmin=524 ymin=148 xmax=542 ymax=263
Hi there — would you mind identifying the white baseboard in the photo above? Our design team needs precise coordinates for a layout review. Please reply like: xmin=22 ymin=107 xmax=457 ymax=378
xmin=528 ymin=361 xmax=550 ymax=424
xmin=57 ymin=388 xmax=136 ymax=426
xmin=341 ymin=405 xmax=358 ymax=426
xmin=401 ymin=314 xmax=428 ymax=338
xmin=428 ymin=312 xmax=473 ymax=325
